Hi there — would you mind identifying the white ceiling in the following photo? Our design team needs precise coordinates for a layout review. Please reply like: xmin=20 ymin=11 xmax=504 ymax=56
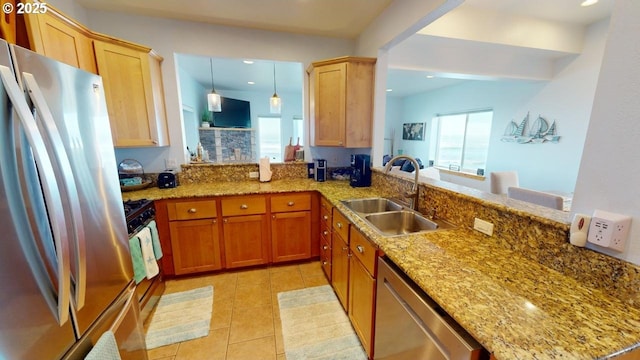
xmin=77 ymin=0 xmax=614 ymax=97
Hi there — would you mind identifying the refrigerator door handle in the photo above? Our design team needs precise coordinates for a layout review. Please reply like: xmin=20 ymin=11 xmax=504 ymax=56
xmin=0 ymin=65 xmax=71 ymax=325
xmin=22 ymin=72 xmax=87 ymax=310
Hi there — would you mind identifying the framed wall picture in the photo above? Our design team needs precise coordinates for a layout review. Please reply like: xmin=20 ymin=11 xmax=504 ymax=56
xmin=402 ymin=122 xmax=425 ymax=141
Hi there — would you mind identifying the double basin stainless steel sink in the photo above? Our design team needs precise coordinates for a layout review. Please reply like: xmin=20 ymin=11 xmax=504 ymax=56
xmin=340 ymin=198 xmax=454 ymax=237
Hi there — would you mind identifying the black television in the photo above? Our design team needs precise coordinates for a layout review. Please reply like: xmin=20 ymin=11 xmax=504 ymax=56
xmin=212 ymin=97 xmax=251 ymax=128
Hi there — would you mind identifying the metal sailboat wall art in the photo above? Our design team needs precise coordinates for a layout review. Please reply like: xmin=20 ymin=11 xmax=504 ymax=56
xmin=501 ymin=112 xmax=561 ymax=144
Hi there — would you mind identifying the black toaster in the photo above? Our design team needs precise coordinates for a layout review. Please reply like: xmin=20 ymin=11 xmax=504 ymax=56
xmin=157 ymin=171 xmax=176 ymax=188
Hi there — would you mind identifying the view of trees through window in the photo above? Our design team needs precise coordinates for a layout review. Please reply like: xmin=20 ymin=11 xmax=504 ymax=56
xmin=433 ymin=110 xmax=493 ymax=173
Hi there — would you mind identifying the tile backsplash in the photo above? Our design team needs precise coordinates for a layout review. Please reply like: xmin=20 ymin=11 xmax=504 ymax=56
xmin=199 ymin=127 xmax=256 ymax=163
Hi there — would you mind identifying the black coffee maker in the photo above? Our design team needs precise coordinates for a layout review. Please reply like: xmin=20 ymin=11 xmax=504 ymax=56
xmin=350 ymin=154 xmax=371 ymax=187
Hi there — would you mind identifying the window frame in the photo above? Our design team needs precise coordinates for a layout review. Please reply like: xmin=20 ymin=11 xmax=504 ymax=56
xmin=433 ymin=109 xmax=493 ymax=175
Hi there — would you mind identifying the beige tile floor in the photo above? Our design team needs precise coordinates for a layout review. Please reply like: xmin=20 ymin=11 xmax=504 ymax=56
xmin=146 ymin=261 xmax=329 ymax=360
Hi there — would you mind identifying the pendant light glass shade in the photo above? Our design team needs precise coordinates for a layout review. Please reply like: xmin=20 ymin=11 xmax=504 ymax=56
xmin=208 ymin=58 xmax=221 ymax=112
xmin=270 ymin=63 xmax=281 ymax=114
xmin=208 ymin=92 xmax=221 ymax=112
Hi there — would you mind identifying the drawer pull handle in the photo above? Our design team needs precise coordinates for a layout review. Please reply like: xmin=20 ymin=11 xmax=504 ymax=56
xmin=323 ymin=215 xmax=329 ymax=220
xmin=223 ymin=219 xmax=228 ymax=223
xmin=287 ymin=201 xmax=295 ymax=206
xmin=323 ymin=230 xmax=328 ymax=236
xmin=323 ymin=245 xmax=329 ymax=250
xmin=337 ymin=222 xmax=342 ymax=229
xmin=342 ymin=246 xmax=348 ymax=251
xmin=356 ymin=245 xmax=364 ymax=254
xmin=322 ymin=261 xmax=329 ymax=265
xmin=272 ymin=215 xmax=276 ymax=220
xmin=188 ymin=208 xmax=197 ymax=213
xmin=240 ymin=204 xmax=248 ymax=209
xmin=213 ymin=219 xmax=217 ymax=224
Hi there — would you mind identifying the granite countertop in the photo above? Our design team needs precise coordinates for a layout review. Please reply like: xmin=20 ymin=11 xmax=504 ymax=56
xmin=123 ymin=179 xmax=640 ymax=359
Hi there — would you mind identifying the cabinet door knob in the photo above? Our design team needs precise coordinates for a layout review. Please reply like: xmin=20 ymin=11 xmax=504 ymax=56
xmin=342 ymin=246 xmax=348 ymax=251
xmin=287 ymin=201 xmax=295 ymax=206
xmin=322 ymin=261 xmax=329 ymax=265
xmin=323 ymin=230 xmax=328 ymax=236
xmin=223 ymin=219 xmax=228 ymax=223
xmin=240 ymin=204 xmax=248 ymax=209
xmin=356 ymin=245 xmax=364 ymax=254
xmin=272 ymin=215 xmax=276 ymax=220
xmin=188 ymin=208 xmax=197 ymax=213
xmin=213 ymin=219 xmax=217 ymax=224
xmin=323 ymin=215 xmax=329 ymax=220
xmin=322 ymin=245 xmax=329 ymax=250
xmin=336 ymin=222 xmax=342 ymax=229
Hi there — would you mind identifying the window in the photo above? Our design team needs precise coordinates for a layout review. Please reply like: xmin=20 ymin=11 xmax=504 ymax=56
xmin=258 ymin=116 xmax=282 ymax=162
xmin=433 ymin=110 xmax=492 ymax=173
xmin=292 ymin=116 xmax=304 ymax=146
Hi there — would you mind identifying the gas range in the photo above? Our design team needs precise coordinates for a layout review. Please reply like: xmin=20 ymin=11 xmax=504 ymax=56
xmin=123 ymin=199 xmax=155 ymax=236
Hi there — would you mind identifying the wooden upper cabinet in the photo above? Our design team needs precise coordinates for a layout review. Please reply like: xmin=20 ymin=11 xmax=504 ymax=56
xmin=23 ymin=3 xmax=97 ymax=73
xmin=93 ymin=39 xmax=169 ymax=147
xmin=0 ymin=1 xmax=17 ymax=44
xmin=309 ymin=56 xmax=376 ymax=148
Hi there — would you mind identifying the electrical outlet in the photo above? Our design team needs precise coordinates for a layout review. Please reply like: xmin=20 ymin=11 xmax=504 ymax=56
xmin=473 ymin=218 xmax=494 ymax=236
xmin=249 ymin=171 xmax=259 ymax=179
xmin=587 ymin=210 xmax=631 ymax=252
xmin=165 ymin=158 xmax=177 ymax=169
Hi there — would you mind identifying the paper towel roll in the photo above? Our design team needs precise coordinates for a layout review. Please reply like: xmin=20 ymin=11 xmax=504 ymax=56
xmin=259 ymin=157 xmax=272 ymax=182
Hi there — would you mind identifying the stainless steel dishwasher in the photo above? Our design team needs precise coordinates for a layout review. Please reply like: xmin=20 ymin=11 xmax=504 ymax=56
xmin=374 ymin=257 xmax=486 ymax=360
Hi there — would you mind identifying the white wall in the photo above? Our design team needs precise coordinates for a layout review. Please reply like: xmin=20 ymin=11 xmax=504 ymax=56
xmin=177 ymin=67 xmax=207 ymax=154
xmin=572 ymin=0 xmax=640 ymax=265
xmin=49 ymin=0 xmax=87 ymax=24
xmin=386 ymin=18 xmax=608 ymax=194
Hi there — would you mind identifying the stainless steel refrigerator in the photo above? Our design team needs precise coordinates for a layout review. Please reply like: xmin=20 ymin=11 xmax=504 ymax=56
xmin=0 ymin=39 xmax=147 ymax=359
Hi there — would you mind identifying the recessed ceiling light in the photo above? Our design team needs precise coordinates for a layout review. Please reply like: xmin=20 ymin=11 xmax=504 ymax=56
xmin=247 ymin=81 xmax=255 ymax=85
xmin=243 ymin=60 xmax=254 ymax=64
xmin=386 ymin=89 xmax=393 ymax=92
xmin=580 ymin=0 xmax=598 ymax=6
xmin=426 ymin=75 xmax=434 ymax=79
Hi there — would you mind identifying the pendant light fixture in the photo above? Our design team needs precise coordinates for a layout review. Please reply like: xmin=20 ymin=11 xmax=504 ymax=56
xmin=208 ymin=58 xmax=221 ymax=112
xmin=270 ymin=63 xmax=281 ymax=114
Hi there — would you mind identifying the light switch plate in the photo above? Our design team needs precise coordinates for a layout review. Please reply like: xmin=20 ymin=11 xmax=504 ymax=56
xmin=474 ymin=218 xmax=494 ymax=236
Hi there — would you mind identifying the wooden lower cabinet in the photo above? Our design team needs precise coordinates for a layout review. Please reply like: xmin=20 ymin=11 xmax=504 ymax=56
xmin=331 ymin=232 xmax=350 ymax=311
xmin=222 ymin=214 xmax=270 ymax=268
xmin=271 ymin=211 xmax=311 ymax=263
xmin=349 ymin=255 xmax=376 ymax=358
xmin=157 ymin=193 xmax=316 ymax=275
xmin=320 ymin=237 xmax=332 ymax=281
xmin=270 ymin=193 xmax=312 ymax=263
xmin=319 ymin=196 xmax=332 ymax=280
xmin=169 ymin=218 xmax=221 ymax=275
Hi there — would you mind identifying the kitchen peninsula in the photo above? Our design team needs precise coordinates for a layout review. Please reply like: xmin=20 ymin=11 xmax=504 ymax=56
xmin=123 ymin=165 xmax=640 ymax=359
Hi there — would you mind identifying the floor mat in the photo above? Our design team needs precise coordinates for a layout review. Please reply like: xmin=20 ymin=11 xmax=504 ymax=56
xmin=278 ymin=285 xmax=367 ymax=359
xmin=145 ymin=285 xmax=213 ymax=349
